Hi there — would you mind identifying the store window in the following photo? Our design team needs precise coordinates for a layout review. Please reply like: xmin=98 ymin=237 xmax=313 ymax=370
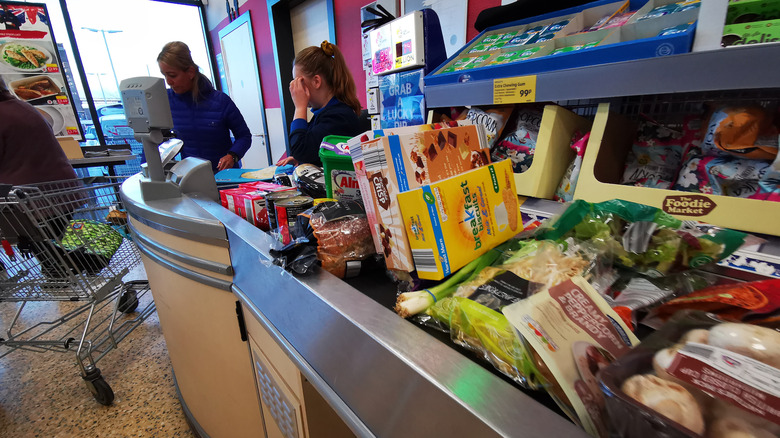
xmin=16 ymin=0 xmax=211 ymax=174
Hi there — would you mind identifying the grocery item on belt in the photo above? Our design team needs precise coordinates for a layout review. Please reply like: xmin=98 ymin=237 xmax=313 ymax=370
xmin=274 ymin=195 xmax=314 ymax=245
xmin=503 ymin=276 xmax=640 ymax=437
xmin=621 ymin=118 xmax=686 ymax=189
xmin=491 ymin=104 xmax=545 ymax=173
xmin=397 ymin=159 xmax=522 ymax=280
xmin=265 ymin=190 xmax=302 ymax=231
xmin=599 ymin=312 xmax=780 ymax=438
xmin=308 ymin=200 xmax=377 ymax=279
xmin=358 ymin=124 xmax=491 ymax=272
xmin=533 ymin=199 xmax=751 ymax=276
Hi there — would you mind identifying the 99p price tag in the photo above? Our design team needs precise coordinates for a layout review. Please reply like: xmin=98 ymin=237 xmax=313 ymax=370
xmin=493 ymin=75 xmax=536 ymax=104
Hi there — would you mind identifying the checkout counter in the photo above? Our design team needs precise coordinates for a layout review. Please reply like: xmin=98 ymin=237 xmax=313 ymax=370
xmin=120 ymin=169 xmax=586 ymax=438
xmin=117 ymin=76 xmax=586 ymax=438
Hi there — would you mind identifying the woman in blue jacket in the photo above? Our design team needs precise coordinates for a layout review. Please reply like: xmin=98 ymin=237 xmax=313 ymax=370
xmin=158 ymin=41 xmax=251 ymax=172
xmin=277 ymin=41 xmax=362 ymax=167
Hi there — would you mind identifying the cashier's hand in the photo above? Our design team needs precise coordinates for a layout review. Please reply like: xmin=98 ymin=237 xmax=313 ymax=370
xmin=289 ymin=77 xmax=310 ymax=111
xmin=217 ymin=153 xmax=236 ymax=171
xmin=276 ymin=156 xmax=297 ymax=167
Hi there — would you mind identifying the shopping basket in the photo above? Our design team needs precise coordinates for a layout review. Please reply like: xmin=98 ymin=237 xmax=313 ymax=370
xmin=0 ymin=176 xmax=156 ymax=405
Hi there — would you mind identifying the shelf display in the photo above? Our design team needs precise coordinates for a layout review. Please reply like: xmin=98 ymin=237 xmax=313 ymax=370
xmin=575 ymin=103 xmax=780 ymax=237
xmin=0 ymin=1 xmax=82 ymax=140
xmin=427 ymin=0 xmax=699 ymax=87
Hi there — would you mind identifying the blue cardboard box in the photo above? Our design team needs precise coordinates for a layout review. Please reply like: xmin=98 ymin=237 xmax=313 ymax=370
xmin=425 ymin=0 xmax=698 ymax=87
xmin=379 ymin=68 xmax=426 ymax=128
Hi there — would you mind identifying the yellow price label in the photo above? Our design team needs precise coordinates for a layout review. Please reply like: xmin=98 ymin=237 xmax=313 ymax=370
xmin=493 ymin=75 xmax=537 ymax=104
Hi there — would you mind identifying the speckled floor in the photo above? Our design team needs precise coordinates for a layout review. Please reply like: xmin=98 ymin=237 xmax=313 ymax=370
xmin=0 ymin=266 xmax=195 ymax=437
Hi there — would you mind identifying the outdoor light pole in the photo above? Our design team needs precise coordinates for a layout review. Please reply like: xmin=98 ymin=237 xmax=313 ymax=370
xmin=82 ymin=27 xmax=122 ymax=100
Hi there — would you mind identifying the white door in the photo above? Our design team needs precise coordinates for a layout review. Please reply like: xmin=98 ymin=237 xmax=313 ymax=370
xmin=219 ymin=12 xmax=270 ymax=168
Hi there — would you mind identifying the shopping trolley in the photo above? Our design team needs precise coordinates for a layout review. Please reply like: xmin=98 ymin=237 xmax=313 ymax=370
xmin=0 ymin=176 xmax=156 ymax=405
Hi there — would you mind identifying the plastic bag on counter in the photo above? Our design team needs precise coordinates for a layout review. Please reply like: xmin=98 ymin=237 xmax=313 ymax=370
xmin=270 ymin=244 xmax=319 ymax=276
xmin=532 ymin=199 xmax=754 ymax=277
xmin=598 ymin=311 xmax=780 ymax=438
xmin=453 ymin=239 xmax=604 ymax=299
xmin=648 ymin=278 xmax=780 ymax=327
xmin=309 ymin=201 xmax=379 ymax=279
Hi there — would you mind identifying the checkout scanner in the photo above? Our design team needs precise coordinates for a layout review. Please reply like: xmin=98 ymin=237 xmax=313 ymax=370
xmin=120 ymin=77 xmax=218 ymax=202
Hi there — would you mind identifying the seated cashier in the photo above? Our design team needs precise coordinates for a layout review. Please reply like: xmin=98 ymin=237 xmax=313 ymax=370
xmin=277 ymin=41 xmax=363 ymax=167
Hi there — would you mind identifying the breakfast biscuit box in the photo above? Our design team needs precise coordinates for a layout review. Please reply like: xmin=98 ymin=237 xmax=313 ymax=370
xmin=358 ymin=124 xmax=491 ymax=272
xmin=398 ymin=159 xmax=523 ymax=280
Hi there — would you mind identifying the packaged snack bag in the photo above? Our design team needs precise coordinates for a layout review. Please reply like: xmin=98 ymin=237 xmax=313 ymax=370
xmin=621 ymin=119 xmax=685 ymax=189
xmin=701 ymin=105 xmax=779 ymax=160
xmin=459 ymin=105 xmax=514 ymax=148
xmin=491 ymin=104 xmax=545 ymax=173
xmin=554 ymin=131 xmax=591 ymax=202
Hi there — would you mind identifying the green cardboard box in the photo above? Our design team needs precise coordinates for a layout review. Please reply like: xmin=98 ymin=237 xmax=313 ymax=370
xmin=722 ymin=18 xmax=780 ymax=46
xmin=726 ymin=0 xmax=780 ymax=24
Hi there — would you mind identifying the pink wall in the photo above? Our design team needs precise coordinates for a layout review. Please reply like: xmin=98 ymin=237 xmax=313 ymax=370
xmin=209 ymin=0 xmax=280 ymax=108
xmin=207 ymin=0 xmax=502 ymax=112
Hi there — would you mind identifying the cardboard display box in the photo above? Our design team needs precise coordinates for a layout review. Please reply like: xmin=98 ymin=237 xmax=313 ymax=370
xmin=57 ymin=137 xmax=83 ymax=159
xmin=574 ymin=103 xmax=780 ymax=236
xmin=427 ymin=0 xmax=699 ymax=86
xmin=513 ymin=105 xmax=593 ymax=199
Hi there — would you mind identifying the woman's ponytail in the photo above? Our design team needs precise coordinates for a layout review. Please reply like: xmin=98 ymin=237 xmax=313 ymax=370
xmin=295 ymin=41 xmax=362 ymax=116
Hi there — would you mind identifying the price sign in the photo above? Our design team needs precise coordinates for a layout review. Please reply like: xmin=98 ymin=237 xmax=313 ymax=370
xmin=493 ymin=75 xmax=537 ymax=104
xmin=66 ymin=127 xmax=80 ymax=135
xmin=44 ymin=64 xmax=59 ymax=73
xmin=56 ymin=96 xmax=69 ymax=105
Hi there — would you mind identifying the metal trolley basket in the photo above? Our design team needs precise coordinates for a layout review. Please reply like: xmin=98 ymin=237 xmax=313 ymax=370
xmin=0 ymin=176 xmax=155 ymax=405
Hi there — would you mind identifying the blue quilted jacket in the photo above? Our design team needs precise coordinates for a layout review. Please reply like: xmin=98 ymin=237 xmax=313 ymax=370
xmin=167 ymin=77 xmax=251 ymax=171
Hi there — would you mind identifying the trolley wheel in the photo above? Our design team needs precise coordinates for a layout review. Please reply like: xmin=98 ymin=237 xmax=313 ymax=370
xmin=82 ymin=365 xmax=114 ymax=406
xmin=118 ymin=290 xmax=138 ymax=313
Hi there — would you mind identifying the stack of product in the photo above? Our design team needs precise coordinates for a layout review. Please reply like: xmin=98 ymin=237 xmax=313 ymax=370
xmin=620 ymin=104 xmax=780 ymax=202
xmin=436 ymin=0 xmax=700 ymax=75
xmin=722 ymin=0 xmax=780 ymax=47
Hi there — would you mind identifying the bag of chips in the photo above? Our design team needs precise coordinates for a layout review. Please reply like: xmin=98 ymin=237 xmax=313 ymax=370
xmin=491 ymin=104 xmax=544 ymax=173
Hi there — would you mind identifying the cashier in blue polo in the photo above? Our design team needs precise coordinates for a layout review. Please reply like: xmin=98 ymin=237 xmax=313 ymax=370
xmin=157 ymin=41 xmax=251 ymax=172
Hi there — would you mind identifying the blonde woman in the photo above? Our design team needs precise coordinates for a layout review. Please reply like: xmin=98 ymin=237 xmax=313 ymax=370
xmin=158 ymin=41 xmax=251 ymax=172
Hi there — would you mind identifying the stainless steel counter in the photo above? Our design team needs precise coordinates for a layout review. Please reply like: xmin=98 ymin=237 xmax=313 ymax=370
xmin=193 ymin=196 xmax=586 ymax=438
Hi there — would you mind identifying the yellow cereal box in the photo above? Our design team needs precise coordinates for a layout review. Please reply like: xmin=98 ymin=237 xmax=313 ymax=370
xmin=398 ymin=160 xmax=523 ymax=280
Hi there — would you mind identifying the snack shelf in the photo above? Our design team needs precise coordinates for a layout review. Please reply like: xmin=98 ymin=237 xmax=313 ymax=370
xmin=519 ymin=197 xmax=780 ymax=279
xmin=424 ymin=44 xmax=780 ymax=108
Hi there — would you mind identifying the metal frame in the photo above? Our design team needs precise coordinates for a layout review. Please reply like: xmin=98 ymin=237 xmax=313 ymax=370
xmin=267 ymin=0 xmax=337 ymax=154
xmin=218 ymin=10 xmax=273 ymax=165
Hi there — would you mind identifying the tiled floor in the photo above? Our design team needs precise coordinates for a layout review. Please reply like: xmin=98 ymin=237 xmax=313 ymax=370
xmin=0 ymin=269 xmax=195 ymax=437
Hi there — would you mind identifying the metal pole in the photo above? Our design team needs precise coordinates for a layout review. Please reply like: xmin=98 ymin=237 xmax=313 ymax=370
xmin=100 ymin=30 xmax=121 ymax=101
